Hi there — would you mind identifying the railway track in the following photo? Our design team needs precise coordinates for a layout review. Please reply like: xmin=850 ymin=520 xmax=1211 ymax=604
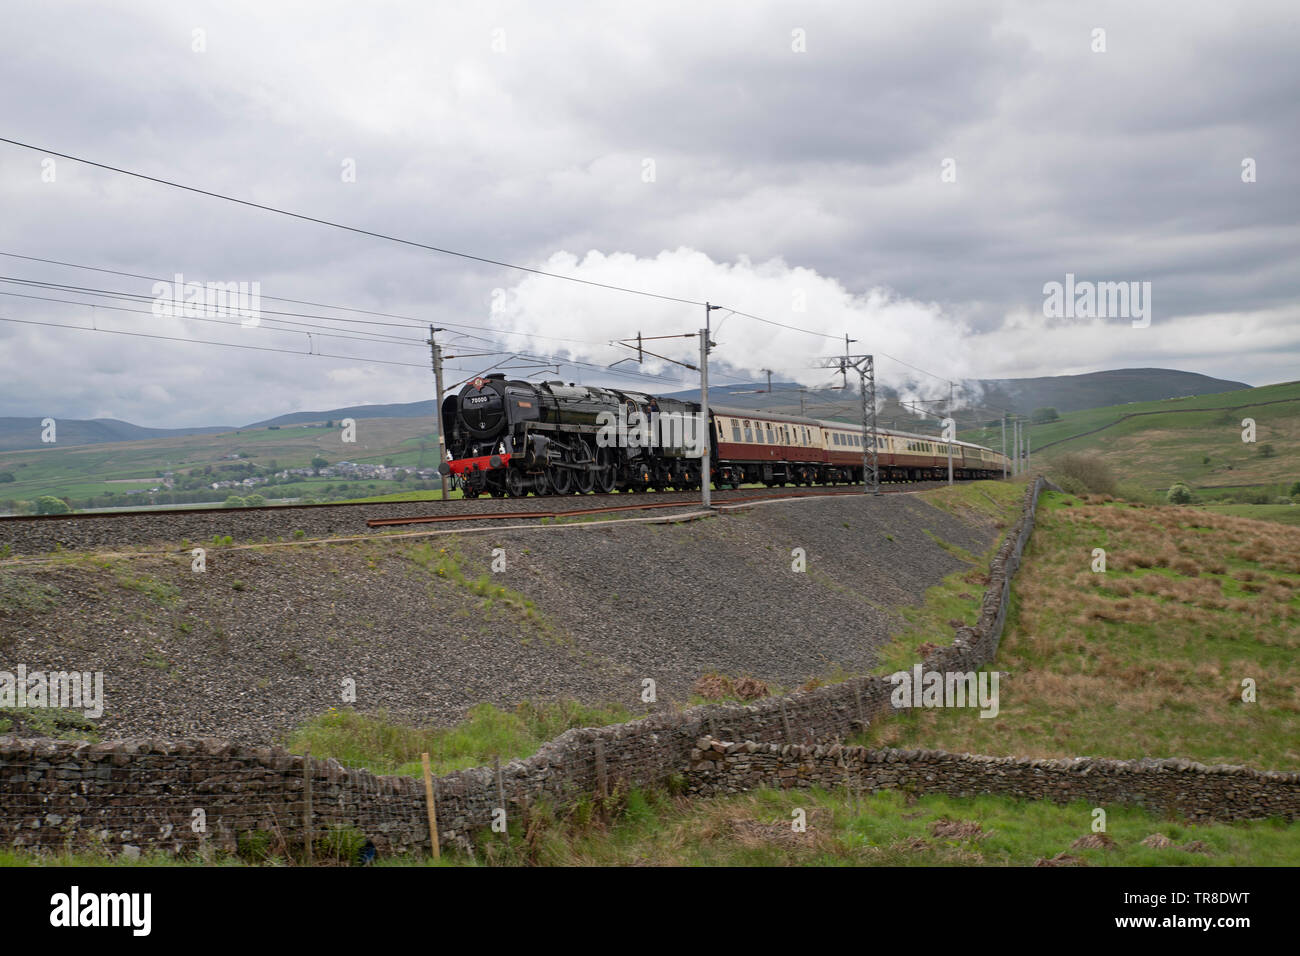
xmin=0 ymin=481 xmax=957 ymax=555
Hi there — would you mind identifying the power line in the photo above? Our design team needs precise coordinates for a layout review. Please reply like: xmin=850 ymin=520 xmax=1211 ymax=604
xmin=0 ymin=289 xmax=428 ymax=349
xmin=0 ymin=137 xmax=707 ymax=307
xmin=0 ymin=250 xmax=624 ymax=348
xmin=0 ymin=276 xmax=429 ymax=343
xmin=0 ymin=250 xmax=432 ymax=328
xmin=0 ymin=314 xmax=438 ymax=369
xmin=715 ymin=306 xmax=842 ymax=341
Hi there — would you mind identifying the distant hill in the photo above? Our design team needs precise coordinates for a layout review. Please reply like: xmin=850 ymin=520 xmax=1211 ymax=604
xmin=664 ymin=368 xmax=1252 ymax=426
xmin=0 ymin=417 xmax=232 ymax=453
xmin=246 ymin=401 xmax=438 ymax=428
xmin=0 ymin=368 xmax=1251 ymax=452
xmin=0 ymin=402 xmax=437 ymax=452
xmin=971 ymin=369 xmax=1249 ymax=417
xmin=958 ymin=380 xmax=1300 ymax=497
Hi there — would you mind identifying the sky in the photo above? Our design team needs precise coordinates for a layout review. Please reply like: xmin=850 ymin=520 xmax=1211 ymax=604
xmin=0 ymin=0 xmax=1296 ymax=427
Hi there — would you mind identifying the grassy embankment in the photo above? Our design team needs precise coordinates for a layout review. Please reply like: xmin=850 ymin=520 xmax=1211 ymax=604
xmin=857 ymin=490 xmax=1300 ymax=770
xmin=958 ymin=380 xmax=1300 ymax=516
xmin=5 ymin=781 xmax=1294 ymax=867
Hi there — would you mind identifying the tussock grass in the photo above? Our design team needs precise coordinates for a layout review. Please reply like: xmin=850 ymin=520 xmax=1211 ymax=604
xmin=860 ymin=491 xmax=1300 ymax=769
xmin=287 ymin=701 xmax=633 ymax=777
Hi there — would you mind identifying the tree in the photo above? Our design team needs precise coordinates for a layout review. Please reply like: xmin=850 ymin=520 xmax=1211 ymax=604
xmin=1051 ymin=453 xmax=1118 ymax=497
xmin=0 ymin=472 xmax=14 ymax=483
xmin=1031 ymin=407 xmax=1060 ymax=424
xmin=1258 ymin=443 xmax=1275 ymax=458
xmin=244 ymin=493 xmax=266 ymax=507
xmin=223 ymin=495 xmax=247 ymax=508
xmin=1289 ymin=480 xmax=1300 ymax=498
xmin=1167 ymin=483 xmax=1193 ymax=505
xmin=311 ymin=456 xmax=328 ymax=474
xmin=36 ymin=495 xmax=72 ymax=515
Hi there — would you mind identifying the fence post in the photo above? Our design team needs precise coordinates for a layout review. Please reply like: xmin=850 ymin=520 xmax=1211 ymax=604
xmin=779 ymin=699 xmax=793 ymax=745
xmin=421 ymin=753 xmax=440 ymax=860
xmin=594 ymin=738 xmax=608 ymax=799
xmin=302 ymin=744 xmax=313 ymax=866
xmin=494 ymin=755 xmax=506 ymax=834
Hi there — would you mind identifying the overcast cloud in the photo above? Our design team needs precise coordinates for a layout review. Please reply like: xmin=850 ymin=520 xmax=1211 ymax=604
xmin=0 ymin=0 xmax=1296 ymax=426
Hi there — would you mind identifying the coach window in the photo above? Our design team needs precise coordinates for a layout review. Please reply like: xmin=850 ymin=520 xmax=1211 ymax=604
xmin=744 ymin=420 xmax=753 ymax=442
xmin=731 ymin=420 xmax=741 ymax=442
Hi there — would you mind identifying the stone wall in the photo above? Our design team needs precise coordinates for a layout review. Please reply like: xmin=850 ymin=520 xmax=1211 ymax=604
xmin=685 ymin=737 xmax=1300 ymax=822
xmin=2 ymin=476 xmax=1126 ymax=857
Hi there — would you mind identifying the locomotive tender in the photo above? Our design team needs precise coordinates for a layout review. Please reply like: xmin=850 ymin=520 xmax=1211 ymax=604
xmin=439 ymin=373 xmax=1010 ymax=498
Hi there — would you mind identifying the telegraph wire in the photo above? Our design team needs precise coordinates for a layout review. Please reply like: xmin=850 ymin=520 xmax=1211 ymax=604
xmin=0 ymin=137 xmax=707 ymax=307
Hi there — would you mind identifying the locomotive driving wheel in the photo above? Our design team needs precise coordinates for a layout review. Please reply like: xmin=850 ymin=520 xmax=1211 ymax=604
xmin=594 ymin=450 xmax=616 ymax=494
xmin=504 ymin=467 xmax=528 ymax=497
xmin=548 ymin=465 xmax=573 ymax=495
xmin=575 ymin=468 xmax=595 ymax=494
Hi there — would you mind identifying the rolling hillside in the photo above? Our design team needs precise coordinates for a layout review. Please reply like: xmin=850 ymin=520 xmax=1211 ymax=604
xmin=0 ymin=417 xmax=439 ymax=510
xmin=959 ymin=381 xmax=1300 ymax=497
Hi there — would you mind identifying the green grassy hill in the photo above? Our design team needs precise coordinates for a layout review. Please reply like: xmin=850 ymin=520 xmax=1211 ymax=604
xmin=960 ymin=381 xmax=1300 ymax=500
xmin=0 ymin=417 xmax=439 ymax=510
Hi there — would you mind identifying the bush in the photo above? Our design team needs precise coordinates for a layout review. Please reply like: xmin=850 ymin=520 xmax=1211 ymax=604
xmin=35 ymin=495 xmax=72 ymax=515
xmin=1289 ymin=481 xmax=1300 ymax=498
xmin=1050 ymin=453 xmax=1118 ymax=497
xmin=223 ymin=495 xmax=247 ymax=508
xmin=1031 ymin=407 xmax=1059 ymax=424
xmin=1167 ymin=483 xmax=1193 ymax=505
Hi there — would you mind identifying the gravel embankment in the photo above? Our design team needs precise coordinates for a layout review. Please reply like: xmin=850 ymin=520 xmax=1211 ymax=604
xmin=0 ymin=491 xmax=999 ymax=744
xmin=0 ymin=483 xmax=950 ymax=555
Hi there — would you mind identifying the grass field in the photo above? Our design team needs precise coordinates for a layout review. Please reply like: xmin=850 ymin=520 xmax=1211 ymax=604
xmin=4 ymin=785 xmax=1294 ymax=866
xmin=857 ymin=490 xmax=1300 ymax=770
xmin=1198 ymin=503 xmax=1300 ymax=526
xmin=959 ymin=380 xmax=1300 ymax=499
xmin=287 ymin=700 xmax=633 ymax=777
xmin=0 ymin=417 xmax=439 ymax=505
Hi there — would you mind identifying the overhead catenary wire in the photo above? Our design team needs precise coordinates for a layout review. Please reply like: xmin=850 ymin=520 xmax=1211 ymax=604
xmin=0 ymin=137 xmax=706 ymax=307
xmin=0 ymin=288 xmax=430 ymax=348
xmin=0 ymin=140 xmax=976 ymax=393
xmin=0 ymin=252 xmax=662 ymax=348
xmin=0 ymin=314 xmax=447 ymax=370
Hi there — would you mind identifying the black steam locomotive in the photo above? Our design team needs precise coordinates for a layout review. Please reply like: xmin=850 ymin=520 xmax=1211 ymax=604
xmin=438 ymin=374 xmax=705 ymax=498
xmin=439 ymin=374 xmax=1011 ymax=497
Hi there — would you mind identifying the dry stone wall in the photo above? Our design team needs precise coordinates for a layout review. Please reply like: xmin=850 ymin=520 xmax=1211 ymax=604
xmin=12 ymin=476 xmax=1243 ymax=858
xmin=685 ymin=737 xmax=1300 ymax=822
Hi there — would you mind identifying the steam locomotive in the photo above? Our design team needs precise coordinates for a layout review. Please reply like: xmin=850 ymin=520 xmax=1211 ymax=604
xmin=438 ymin=373 xmax=1009 ymax=498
